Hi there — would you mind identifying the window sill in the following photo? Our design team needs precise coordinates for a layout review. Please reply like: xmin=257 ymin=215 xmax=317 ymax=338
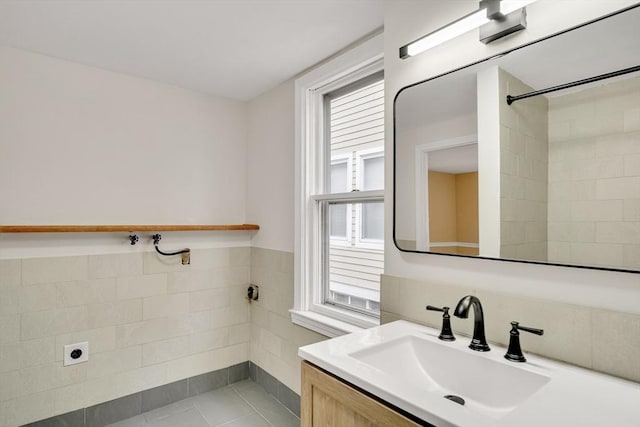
xmin=290 ymin=309 xmax=376 ymax=338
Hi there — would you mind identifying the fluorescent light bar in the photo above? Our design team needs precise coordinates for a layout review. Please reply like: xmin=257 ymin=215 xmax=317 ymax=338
xmin=400 ymin=0 xmax=538 ymax=59
xmin=500 ymin=0 xmax=537 ymax=15
xmin=403 ymin=9 xmax=490 ymax=58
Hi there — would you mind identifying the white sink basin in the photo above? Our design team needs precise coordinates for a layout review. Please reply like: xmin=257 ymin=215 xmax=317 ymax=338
xmin=349 ymin=334 xmax=549 ymax=418
xmin=299 ymin=320 xmax=640 ymax=427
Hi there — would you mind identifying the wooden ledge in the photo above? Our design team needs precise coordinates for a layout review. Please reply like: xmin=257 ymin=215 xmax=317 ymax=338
xmin=0 ymin=224 xmax=260 ymax=233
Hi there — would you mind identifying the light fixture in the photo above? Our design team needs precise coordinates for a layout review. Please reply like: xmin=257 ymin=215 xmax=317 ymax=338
xmin=399 ymin=0 xmax=537 ymax=59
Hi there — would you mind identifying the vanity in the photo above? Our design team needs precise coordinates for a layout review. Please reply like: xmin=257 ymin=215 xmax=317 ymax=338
xmin=299 ymin=319 xmax=640 ymax=427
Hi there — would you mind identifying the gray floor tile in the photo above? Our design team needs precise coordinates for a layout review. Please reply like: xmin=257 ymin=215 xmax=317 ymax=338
xmin=147 ymin=408 xmax=209 ymax=427
xmin=103 ymin=381 xmax=297 ymax=427
xmin=235 ymin=385 xmax=299 ymax=427
xmin=230 ymin=379 xmax=257 ymax=392
xmin=193 ymin=387 xmax=255 ymax=426
xmin=218 ymin=413 xmax=273 ymax=427
xmin=106 ymin=414 xmax=148 ymax=427
xmin=143 ymin=397 xmax=196 ymax=422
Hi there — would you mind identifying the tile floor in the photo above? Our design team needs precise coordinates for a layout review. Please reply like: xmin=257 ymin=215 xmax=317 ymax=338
xmin=106 ymin=380 xmax=300 ymax=427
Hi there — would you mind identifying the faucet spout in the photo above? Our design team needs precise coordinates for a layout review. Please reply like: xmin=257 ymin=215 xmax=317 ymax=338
xmin=454 ymin=295 xmax=490 ymax=352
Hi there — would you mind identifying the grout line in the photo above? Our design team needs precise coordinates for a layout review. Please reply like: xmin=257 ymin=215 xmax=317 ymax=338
xmin=230 ymin=384 xmax=275 ymax=427
xmin=190 ymin=402 xmax=213 ymax=427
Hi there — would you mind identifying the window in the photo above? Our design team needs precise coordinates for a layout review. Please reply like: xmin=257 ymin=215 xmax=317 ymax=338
xmin=293 ymin=34 xmax=383 ymax=337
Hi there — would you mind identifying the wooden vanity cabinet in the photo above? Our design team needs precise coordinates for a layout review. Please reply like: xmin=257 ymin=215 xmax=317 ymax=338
xmin=301 ymin=361 xmax=426 ymax=427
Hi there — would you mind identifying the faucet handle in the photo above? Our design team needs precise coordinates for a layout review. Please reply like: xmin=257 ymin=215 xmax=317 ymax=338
xmin=504 ymin=321 xmax=544 ymax=362
xmin=425 ymin=305 xmax=456 ymax=341
xmin=515 ymin=323 xmax=544 ymax=336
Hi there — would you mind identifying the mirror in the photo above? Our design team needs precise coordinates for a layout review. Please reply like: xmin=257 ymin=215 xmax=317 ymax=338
xmin=394 ymin=5 xmax=640 ymax=272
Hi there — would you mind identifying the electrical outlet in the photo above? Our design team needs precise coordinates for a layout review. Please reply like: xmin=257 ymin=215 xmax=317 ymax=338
xmin=63 ymin=342 xmax=89 ymax=366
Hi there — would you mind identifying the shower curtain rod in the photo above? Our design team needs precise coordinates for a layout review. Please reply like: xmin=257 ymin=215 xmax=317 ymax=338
xmin=506 ymin=64 xmax=640 ymax=105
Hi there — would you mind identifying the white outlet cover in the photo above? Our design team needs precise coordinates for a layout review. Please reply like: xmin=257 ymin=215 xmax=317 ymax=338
xmin=63 ymin=342 xmax=89 ymax=366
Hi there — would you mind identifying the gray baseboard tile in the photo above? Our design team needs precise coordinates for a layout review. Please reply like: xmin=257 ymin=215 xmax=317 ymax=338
xmin=21 ymin=409 xmax=85 ymax=427
xmin=187 ymin=369 xmax=228 ymax=397
xmin=20 ymin=362 xmax=250 ymax=427
xmin=141 ymin=379 xmax=188 ymax=413
xmin=229 ymin=361 xmax=249 ymax=383
xmin=86 ymin=394 xmax=141 ymax=427
xmin=255 ymin=364 xmax=279 ymax=397
xmin=277 ymin=383 xmax=301 ymax=418
xmin=249 ymin=362 xmax=301 ymax=417
xmin=248 ymin=360 xmax=257 ymax=382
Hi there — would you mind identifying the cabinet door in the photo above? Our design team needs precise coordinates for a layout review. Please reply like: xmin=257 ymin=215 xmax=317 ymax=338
xmin=301 ymin=361 xmax=424 ymax=427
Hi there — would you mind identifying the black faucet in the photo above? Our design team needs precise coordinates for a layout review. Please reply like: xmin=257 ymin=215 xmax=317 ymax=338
xmin=504 ymin=321 xmax=544 ymax=362
xmin=454 ymin=295 xmax=490 ymax=352
xmin=426 ymin=305 xmax=456 ymax=341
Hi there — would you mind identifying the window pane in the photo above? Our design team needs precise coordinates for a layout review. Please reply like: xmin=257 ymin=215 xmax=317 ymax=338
xmin=330 ymin=161 xmax=348 ymax=193
xmin=362 ymin=201 xmax=384 ymax=241
xmin=325 ymin=200 xmax=382 ymax=317
xmin=329 ymin=203 xmax=347 ymax=238
xmin=363 ymin=155 xmax=384 ymax=191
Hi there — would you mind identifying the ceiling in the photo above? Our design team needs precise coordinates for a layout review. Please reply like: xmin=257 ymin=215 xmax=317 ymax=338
xmin=0 ymin=0 xmax=383 ymax=101
xmin=429 ymin=144 xmax=478 ymax=174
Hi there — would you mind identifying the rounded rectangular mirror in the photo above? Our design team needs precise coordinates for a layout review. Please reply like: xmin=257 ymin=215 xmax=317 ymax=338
xmin=394 ymin=5 xmax=640 ymax=272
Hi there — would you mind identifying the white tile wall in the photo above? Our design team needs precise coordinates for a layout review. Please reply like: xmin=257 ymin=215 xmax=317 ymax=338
xmin=499 ymin=69 xmax=549 ymax=262
xmin=548 ymin=76 xmax=640 ymax=269
xmin=0 ymin=247 xmax=251 ymax=426
xmin=21 ymin=256 xmax=89 ymax=286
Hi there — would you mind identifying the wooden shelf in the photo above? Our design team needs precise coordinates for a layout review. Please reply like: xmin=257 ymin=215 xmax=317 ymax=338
xmin=0 ymin=224 xmax=260 ymax=233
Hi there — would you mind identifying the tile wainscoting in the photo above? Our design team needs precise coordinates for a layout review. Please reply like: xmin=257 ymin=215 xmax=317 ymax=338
xmin=0 ymin=248 xmax=251 ymax=427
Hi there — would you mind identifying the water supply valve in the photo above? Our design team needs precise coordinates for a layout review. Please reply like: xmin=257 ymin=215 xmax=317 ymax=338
xmin=247 ymin=284 xmax=259 ymax=302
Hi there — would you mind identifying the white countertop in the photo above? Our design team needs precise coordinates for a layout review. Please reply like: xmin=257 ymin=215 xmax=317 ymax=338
xmin=298 ymin=320 xmax=640 ymax=427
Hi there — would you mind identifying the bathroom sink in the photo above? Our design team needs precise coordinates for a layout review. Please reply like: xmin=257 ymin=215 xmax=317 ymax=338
xmin=349 ymin=334 xmax=549 ymax=418
xmin=299 ymin=320 xmax=640 ymax=427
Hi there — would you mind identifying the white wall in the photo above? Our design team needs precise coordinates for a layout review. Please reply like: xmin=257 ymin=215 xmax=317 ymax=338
xmin=0 ymin=46 xmax=248 ymax=247
xmin=395 ymin=113 xmax=477 ymax=242
xmin=246 ymin=80 xmax=295 ymax=253
xmin=477 ymin=66 xmax=501 ymax=257
xmin=384 ymin=0 xmax=640 ymax=314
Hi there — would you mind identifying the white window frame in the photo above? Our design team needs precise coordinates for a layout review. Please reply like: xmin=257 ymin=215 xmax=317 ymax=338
xmin=328 ymin=154 xmax=352 ymax=247
xmin=292 ymin=33 xmax=383 ymax=338
xmin=355 ymin=148 xmax=385 ymax=250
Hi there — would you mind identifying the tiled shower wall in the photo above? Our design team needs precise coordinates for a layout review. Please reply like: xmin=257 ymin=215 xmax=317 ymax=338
xmin=0 ymin=248 xmax=251 ymax=426
xmin=548 ymin=75 xmax=640 ymax=269
xmin=248 ymin=247 xmax=325 ymax=395
xmin=499 ymin=68 xmax=549 ymax=262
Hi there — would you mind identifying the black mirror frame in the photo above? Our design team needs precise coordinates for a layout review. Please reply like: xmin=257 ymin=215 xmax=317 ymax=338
xmin=392 ymin=4 xmax=640 ymax=275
